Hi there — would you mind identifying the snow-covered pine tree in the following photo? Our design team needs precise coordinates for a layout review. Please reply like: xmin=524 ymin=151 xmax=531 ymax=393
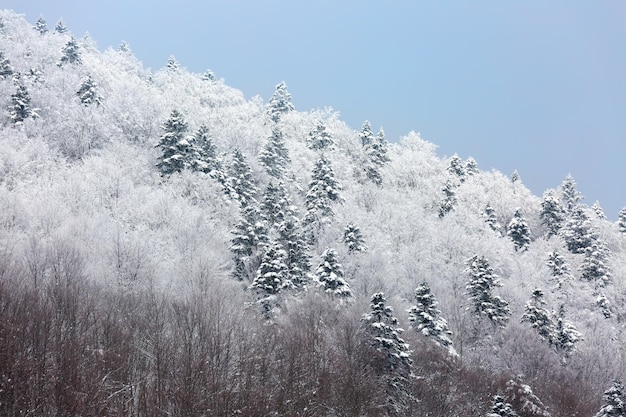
xmin=227 ymin=148 xmax=258 ymax=207
xmin=511 ymin=170 xmax=521 ymax=184
xmin=249 ymin=241 xmax=290 ymax=318
xmin=447 ymin=154 xmax=466 ymax=182
xmin=504 ymin=377 xmax=552 ymax=417
xmin=562 ymin=206 xmax=598 ymax=254
xmin=438 ymin=178 xmax=457 ymax=218
xmin=202 ymin=69 xmax=216 ymax=82
xmin=487 ymin=395 xmax=518 ymax=417
xmin=507 ymin=208 xmax=531 ymax=252
xmin=550 ymin=305 xmax=582 ymax=359
xmin=230 ymin=205 xmax=269 ymax=281
xmin=521 ymin=289 xmax=554 ymax=344
xmin=76 ymin=74 xmax=102 ymax=106
xmin=307 ymin=120 xmax=334 ymax=151
xmin=343 ymin=222 xmax=367 ymax=253
xmin=155 ymin=110 xmax=193 ymax=176
xmin=540 ymin=191 xmax=566 ymax=239
xmin=465 ymin=157 xmax=479 ymax=176
xmin=594 ymin=380 xmax=626 ymax=417
xmin=592 ymin=201 xmax=607 ymax=219
xmin=166 ymin=55 xmax=179 ymax=72
xmin=0 ymin=52 xmax=14 ymax=79
xmin=579 ymin=240 xmax=612 ymax=287
xmin=304 ymin=155 xmax=342 ymax=225
xmin=359 ymin=120 xmax=375 ymax=147
xmin=407 ymin=282 xmax=456 ymax=355
xmin=484 ymin=203 xmax=501 ymax=233
xmin=190 ymin=125 xmax=220 ymax=174
xmin=276 ymin=219 xmax=311 ymax=290
xmin=34 ymin=17 xmax=48 ymax=35
xmin=560 ymin=174 xmax=584 ymax=212
xmin=618 ymin=207 xmax=626 ymax=234
xmin=54 ymin=18 xmax=68 ymax=34
xmin=9 ymin=75 xmax=37 ymax=125
xmin=267 ymin=81 xmax=294 ymax=123
xmin=261 ymin=181 xmax=293 ymax=227
xmin=315 ymin=248 xmax=352 ymax=299
xmin=546 ymin=250 xmax=573 ymax=292
xmin=596 ymin=293 xmax=612 ymax=319
xmin=259 ymin=125 xmax=290 ymax=179
xmin=465 ymin=255 xmax=511 ymax=327
xmin=361 ymin=126 xmax=390 ymax=186
xmin=58 ymin=37 xmax=82 ymax=66
xmin=362 ymin=292 xmax=413 ymax=415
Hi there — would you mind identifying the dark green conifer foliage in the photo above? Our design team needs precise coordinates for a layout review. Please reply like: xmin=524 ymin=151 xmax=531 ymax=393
xmin=408 ymin=282 xmax=455 ymax=353
xmin=360 ymin=124 xmax=390 ymax=186
xmin=595 ymin=380 xmax=626 ymax=417
xmin=487 ymin=395 xmax=518 ymax=417
xmin=227 ymin=149 xmax=258 ymax=207
xmin=155 ymin=110 xmax=192 ymax=175
xmin=562 ymin=206 xmax=597 ymax=254
xmin=305 ymin=155 xmax=342 ymax=225
xmin=260 ymin=181 xmax=295 ymax=228
xmin=540 ymin=191 xmax=566 ymax=238
xmin=34 ymin=17 xmax=48 ymax=35
xmin=465 ymin=255 xmax=510 ymax=327
xmin=267 ymin=81 xmax=294 ymax=123
xmin=230 ymin=205 xmax=269 ymax=281
xmin=250 ymin=241 xmax=290 ymax=318
xmin=276 ymin=219 xmax=311 ymax=290
xmin=315 ymin=248 xmax=352 ymax=299
xmin=9 ymin=75 xmax=36 ymax=125
xmin=343 ymin=222 xmax=367 ymax=253
xmin=76 ymin=75 xmax=102 ymax=106
xmin=307 ymin=120 xmax=334 ymax=151
xmin=560 ymin=175 xmax=584 ymax=212
xmin=190 ymin=125 xmax=220 ymax=174
xmin=259 ymin=125 xmax=290 ymax=179
xmin=551 ymin=305 xmax=582 ymax=359
xmin=58 ymin=38 xmax=82 ymax=66
xmin=521 ymin=289 xmax=553 ymax=343
xmin=579 ymin=240 xmax=612 ymax=287
xmin=447 ymin=154 xmax=466 ymax=181
xmin=484 ymin=203 xmax=501 ymax=233
xmin=507 ymin=208 xmax=531 ymax=252
xmin=0 ymin=51 xmax=14 ymax=78
xmin=438 ymin=178 xmax=457 ymax=218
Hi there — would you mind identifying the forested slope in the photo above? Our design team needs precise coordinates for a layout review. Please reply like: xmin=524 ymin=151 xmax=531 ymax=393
xmin=1 ymin=10 xmax=625 ymax=416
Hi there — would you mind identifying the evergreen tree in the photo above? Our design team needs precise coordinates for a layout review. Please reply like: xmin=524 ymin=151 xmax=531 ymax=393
xmin=465 ymin=157 xmax=479 ymax=176
xmin=592 ymin=201 xmax=607 ymax=219
xmin=438 ymin=178 xmax=457 ymax=218
xmin=579 ymin=240 xmax=612 ymax=287
xmin=58 ymin=38 xmax=82 ymax=66
xmin=362 ymin=292 xmax=413 ymax=415
xmin=407 ymin=282 xmax=456 ymax=354
xmin=230 ymin=205 xmax=269 ymax=281
xmin=562 ymin=206 xmax=597 ymax=254
xmin=167 ymin=55 xmax=180 ymax=72
xmin=487 ymin=395 xmax=518 ymax=417
xmin=507 ymin=208 xmax=531 ymax=252
xmin=447 ymin=154 xmax=466 ymax=181
xmin=305 ymin=155 xmax=342 ymax=225
xmin=34 ymin=17 xmax=48 ymax=35
xmin=307 ymin=120 xmax=334 ymax=151
xmin=227 ymin=149 xmax=258 ymax=207
xmin=260 ymin=181 xmax=296 ymax=228
xmin=546 ymin=250 xmax=573 ymax=291
xmin=0 ymin=51 xmax=14 ymax=78
xmin=76 ymin=74 xmax=102 ymax=106
xmin=595 ymin=380 xmax=626 ymax=417
xmin=259 ymin=125 xmax=290 ymax=179
xmin=359 ymin=120 xmax=375 ymax=147
xmin=521 ymin=289 xmax=553 ymax=343
xmin=511 ymin=170 xmax=521 ymax=184
xmin=484 ymin=203 xmax=501 ymax=233
xmin=618 ymin=207 xmax=626 ymax=234
xmin=190 ymin=125 xmax=220 ymax=174
xmin=465 ymin=255 xmax=510 ymax=327
xmin=596 ymin=293 xmax=612 ymax=319
xmin=560 ymin=174 xmax=583 ymax=212
xmin=54 ymin=18 xmax=68 ymax=34
xmin=267 ymin=81 xmax=294 ymax=123
xmin=551 ymin=305 xmax=582 ymax=359
xmin=343 ymin=222 xmax=367 ymax=253
xmin=315 ymin=248 xmax=352 ymax=299
xmin=540 ymin=191 xmax=566 ymax=238
xmin=9 ymin=75 xmax=37 ymax=125
xmin=361 ymin=125 xmax=390 ymax=186
xmin=504 ymin=377 xmax=552 ymax=417
xmin=249 ymin=242 xmax=290 ymax=318
xmin=277 ymin=219 xmax=311 ymax=290
xmin=202 ymin=69 xmax=217 ymax=82
xmin=155 ymin=110 xmax=192 ymax=175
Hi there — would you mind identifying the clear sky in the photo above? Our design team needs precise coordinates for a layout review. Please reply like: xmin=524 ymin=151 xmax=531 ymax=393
xmin=5 ymin=1 xmax=626 ymax=219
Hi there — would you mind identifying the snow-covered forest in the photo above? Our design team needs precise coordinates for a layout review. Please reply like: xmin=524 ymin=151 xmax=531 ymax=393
xmin=1 ymin=10 xmax=626 ymax=416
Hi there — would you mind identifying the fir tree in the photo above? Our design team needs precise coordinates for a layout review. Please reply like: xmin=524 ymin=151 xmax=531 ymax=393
xmin=307 ymin=120 xmax=334 ymax=151
xmin=155 ymin=110 xmax=192 ymax=175
xmin=438 ymin=178 xmax=457 ymax=218
xmin=592 ymin=201 xmax=607 ymax=219
xmin=447 ymin=154 xmax=466 ymax=181
xmin=546 ymin=250 xmax=573 ymax=291
xmin=487 ymin=395 xmax=518 ymax=417
xmin=362 ymin=292 xmax=413 ymax=415
xmin=579 ymin=240 xmax=612 ymax=287
xmin=34 ymin=17 xmax=48 ymax=35
xmin=227 ymin=148 xmax=258 ymax=207
xmin=361 ymin=125 xmax=390 ymax=186
xmin=260 ymin=181 xmax=296 ymax=228
xmin=511 ymin=170 xmax=521 ymax=184
xmin=465 ymin=157 xmax=479 ymax=176
xmin=359 ymin=120 xmax=375 ymax=147
xmin=267 ymin=81 xmax=294 ymax=123
xmin=9 ymin=75 xmax=37 ymax=125
xmin=507 ymin=208 xmax=531 ymax=252
xmin=343 ymin=222 xmax=367 ymax=253
xmin=54 ymin=18 xmax=68 ymax=34
xmin=540 ymin=191 xmax=566 ymax=238
xmin=504 ymin=377 xmax=552 ymax=417
xmin=230 ymin=205 xmax=269 ymax=281
xmin=596 ymin=293 xmax=612 ymax=319
xmin=259 ymin=125 xmax=290 ymax=179
xmin=249 ymin=242 xmax=290 ymax=318
xmin=465 ymin=255 xmax=510 ymax=327
xmin=304 ymin=155 xmax=342 ymax=225
xmin=0 ymin=51 xmax=14 ymax=79
xmin=595 ymin=380 xmax=626 ymax=417
xmin=484 ymin=203 xmax=501 ymax=233
xmin=315 ymin=248 xmax=352 ymax=299
xmin=407 ymin=282 xmax=456 ymax=354
xmin=551 ymin=305 xmax=582 ymax=359
xmin=618 ymin=207 xmax=626 ymax=234
xmin=76 ymin=74 xmax=102 ymax=106
xmin=562 ymin=206 xmax=597 ymax=254
xmin=276 ymin=219 xmax=311 ymax=290
xmin=521 ymin=289 xmax=553 ymax=343
xmin=58 ymin=38 xmax=82 ymax=66
xmin=167 ymin=55 xmax=180 ymax=72
xmin=202 ymin=69 xmax=217 ymax=82
xmin=560 ymin=174 xmax=583 ymax=212
xmin=190 ymin=125 xmax=219 ymax=174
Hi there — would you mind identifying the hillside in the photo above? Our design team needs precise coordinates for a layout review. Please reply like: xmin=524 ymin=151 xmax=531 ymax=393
xmin=1 ymin=10 xmax=625 ymax=417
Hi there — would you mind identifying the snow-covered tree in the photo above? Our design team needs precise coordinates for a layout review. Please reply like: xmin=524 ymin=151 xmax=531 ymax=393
xmin=507 ymin=208 xmax=531 ymax=252
xmin=562 ymin=206 xmax=597 ymax=254
xmin=227 ymin=148 xmax=258 ymax=207
xmin=596 ymin=293 xmax=612 ymax=319
xmin=307 ymin=120 xmax=334 ymax=151
xmin=76 ymin=74 xmax=102 ymax=106
xmin=407 ymin=282 xmax=456 ymax=354
xmin=359 ymin=120 xmax=375 ymax=147
xmin=560 ymin=174 xmax=583 ymax=212
xmin=521 ymin=289 xmax=553 ymax=343
xmin=166 ymin=55 xmax=180 ymax=72
xmin=315 ymin=248 xmax=352 ymax=299
xmin=484 ymin=203 xmax=501 ymax=233
xmin=230 ymin=205 xmax=269 ymax=281
xmin=579 ymin=240 xmax=612 ymax=287
xmin=54 ymin=18 xmax=68 ymax=34
xmin=259 ymin=125 xmax=290 ymax=179
xmin=465 ymin=255 xmax=510 ymax=327
xmin=202 ymin=69 xmax=216 ymax=82
xmin=465 ymin=157 xmax=479 ymax=176
xmin=9 ymin=75 xmax=37 ymax=125
xmin=551 ymin=305 xmax=582 ymax=359
xmin=595 ymin=380 xmax=626 ymax=417
xmin=618 ymin=207 xmax=626 ymax=234
xmin=362 ymin=292 xmax=413 ymax=415
xmin=260 ymin=181 xmax=294 ymax=228
xmin=0 ymin=52 xmax=13 ymax=78
xmin=511 ymin=170 xmax=521 ymax=184
xmin=34 ymin=17 xmax=48 ymax=35
xmin=58 ymin=37 xmax=82 ymax=66
xmin=342 ymin=222 xmax=367 ymax=253
xmin=505 ymin=377 xmax=552 ymax=417
xmin=546 ymin=250 xmax=573 ymax=291
xmin=438 ymin=178 xmax=457 ymax=218
xmin=276 ymin=219 xmax=311 ymax=290
xmin=361 ymin=125 xmax=390 ymax=186
xmin=190 ymin=125 xmax=220 ymax=174
xmin=540 ymin=191 xmax=566 ymax=239
xmin=304 ymin=155 xmax=342 ymax=225
xmin=155 ymin=110 xmax=192 ymax=175
xmin=592 ymin=201 xmax=607 ymax=219
xmin=487 ymin=395 xmax=518 ymax=417
xmin=250 ymin=242 xmax=290 ymax=318
xmin=447 ymin=154 xmax=466 ymax=181
xmin=267 ymin=81 xmax=294 ymax=123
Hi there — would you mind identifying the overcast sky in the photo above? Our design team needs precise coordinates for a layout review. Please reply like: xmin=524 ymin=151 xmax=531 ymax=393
xmin=5 ymin=1 xmax=626 ymax=219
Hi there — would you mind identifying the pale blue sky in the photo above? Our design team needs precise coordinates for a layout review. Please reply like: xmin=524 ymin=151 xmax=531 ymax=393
xmin=6 ymin=1 xmax=626 ymax=218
